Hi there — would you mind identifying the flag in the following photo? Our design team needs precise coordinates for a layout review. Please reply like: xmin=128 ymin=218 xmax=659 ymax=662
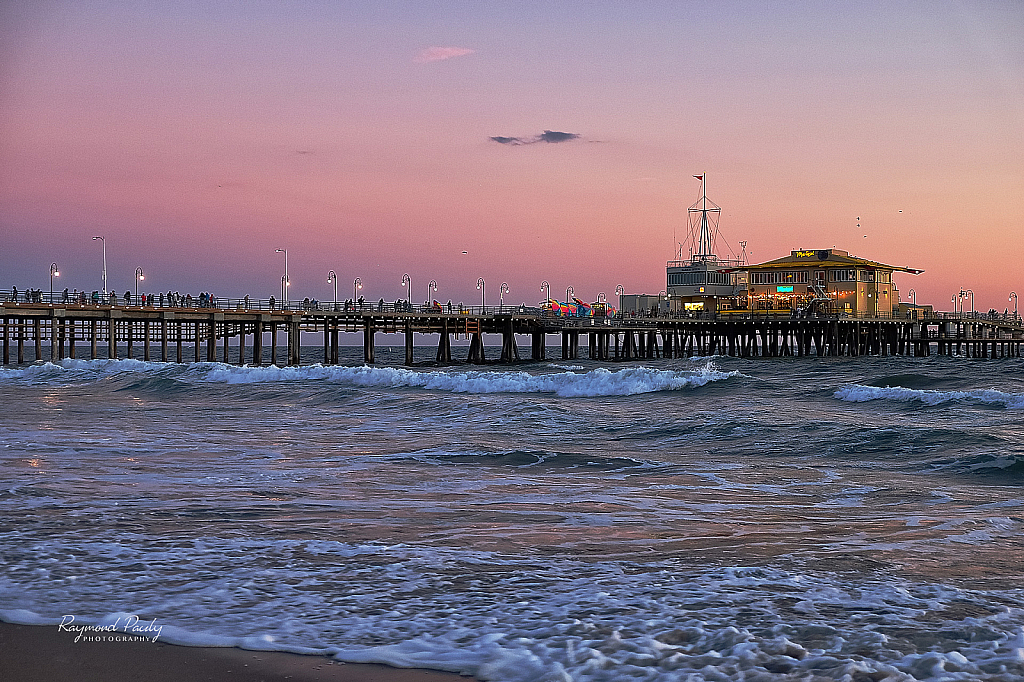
xmin=693 ymin=174 xmax=703 ymax=180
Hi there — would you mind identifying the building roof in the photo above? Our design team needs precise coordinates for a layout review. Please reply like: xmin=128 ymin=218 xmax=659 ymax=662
xmin=745 ymin=249 xmax=923 ymax=274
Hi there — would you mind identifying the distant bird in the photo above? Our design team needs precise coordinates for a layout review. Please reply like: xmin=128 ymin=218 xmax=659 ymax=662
xmin=461 ymin=251 xmax=468 ymax=254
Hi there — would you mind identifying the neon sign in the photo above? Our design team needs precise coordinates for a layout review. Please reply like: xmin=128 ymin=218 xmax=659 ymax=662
xmin=776 ymin=286 xmax=794 ymax=293
xmin=794 ymin=251 xmax=816 ymax=257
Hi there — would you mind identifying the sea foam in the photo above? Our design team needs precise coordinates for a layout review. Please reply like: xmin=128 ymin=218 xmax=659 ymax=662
xmin=4 ymin=540 xmax=1024 ymax=682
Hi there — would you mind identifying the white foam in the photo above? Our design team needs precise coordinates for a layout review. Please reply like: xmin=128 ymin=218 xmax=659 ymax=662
xmin=4 ymin=538 xmax=1023 ymax=682
xmin=834 ymin=384 xmax=1024 ymax=409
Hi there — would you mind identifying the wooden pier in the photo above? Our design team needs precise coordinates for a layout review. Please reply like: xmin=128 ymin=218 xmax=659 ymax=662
xmin=2 ymin=301 xmax=1022 ymax=366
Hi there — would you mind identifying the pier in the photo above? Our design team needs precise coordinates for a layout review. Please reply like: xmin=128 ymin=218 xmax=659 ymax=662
xmin=2 ymin=295 xmax=1022 ymax=366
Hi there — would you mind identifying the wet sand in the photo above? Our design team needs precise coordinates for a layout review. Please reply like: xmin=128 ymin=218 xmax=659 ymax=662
xmin=0 ymin=623 xmax=478 ymax=682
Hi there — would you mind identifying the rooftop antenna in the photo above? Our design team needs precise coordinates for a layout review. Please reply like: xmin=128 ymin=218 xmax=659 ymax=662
xmin=688 ymin=173 xmax=721 ymax=260
xmin=739 ymin=240 xmax=748 ymax=265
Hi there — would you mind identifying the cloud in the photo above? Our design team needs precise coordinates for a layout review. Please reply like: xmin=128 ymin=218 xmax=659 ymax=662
xmin=539 ymin=130 xmax=579 ymax=143
xmin=414 ymin=46 xmax=475 ymax=63
xmin=490 ymin=130 xmax=581 ymax=145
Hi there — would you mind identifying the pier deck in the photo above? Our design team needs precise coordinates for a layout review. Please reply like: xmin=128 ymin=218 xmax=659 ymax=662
xmin=2 ymin=300 xmax=1022 ymax=366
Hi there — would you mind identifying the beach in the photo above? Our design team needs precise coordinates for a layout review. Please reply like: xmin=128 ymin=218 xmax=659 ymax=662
xmin=0 ymin=623 xmax=476 ymax=682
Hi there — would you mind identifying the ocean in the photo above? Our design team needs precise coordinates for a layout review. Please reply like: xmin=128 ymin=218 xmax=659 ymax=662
xmin=1 ymin=348 xmax=1023 ymax=681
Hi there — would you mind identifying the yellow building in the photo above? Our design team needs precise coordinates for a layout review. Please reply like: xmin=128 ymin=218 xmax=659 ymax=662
xmin=745 ymin=249 xmax=923 ymax=318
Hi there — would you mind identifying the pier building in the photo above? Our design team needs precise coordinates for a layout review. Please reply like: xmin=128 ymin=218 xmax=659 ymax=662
xmin=745 ymin=249 xmax=923 ymax=318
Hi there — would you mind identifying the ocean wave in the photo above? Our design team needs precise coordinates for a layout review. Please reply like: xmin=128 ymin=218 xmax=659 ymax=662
xmin=834 ymin=384 xmax=1024 ymax=409
xmin=199 ymin=362 xmax=742 ymax=397
xmin=0 ymin=358 xmax=742 ymax=397
xmin=0 ymin=358 xmax=166 ymax=385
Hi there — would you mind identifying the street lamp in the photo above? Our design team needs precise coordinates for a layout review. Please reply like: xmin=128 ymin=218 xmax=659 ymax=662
xmin=135 ymin=267 xmax=144 ymax=304
xmin=598 ymin=292 xmax=606 ymax=303
xmin=907 ymin=288 xmax=916 ymax=307
xmin=963 ymin=288 xmax=975 ymax=317
xmin=327 ymin=270 xmax=338 ymax=309
xmin=476 ymin=277 xmax=486 ymax=308
xmin=401 ymin=273 xmax=411 ymax=305
xmin=275 ymin=249 xmax=289 ymax=305
xmin=49 ymin=263 xmax=59 ymax=304
xmin=566 ymin=285 xmax=574 ymax=302
xmin=426 ymin=280 xmax=437 ymax=307
xmin=615 ymin=284 xmax=624 ymax=311
xmin=1010 ymin=292 xmax=1018 ymax=321
xmin=540 ymin=280 xmax=550 ymax=302
xmin=499 ymin=282 xmax=509 ymax=307
xmin=92 ymin=236 xmax=106 ymax=295
xmin=353 ymin=277 xmax=362 ymax=307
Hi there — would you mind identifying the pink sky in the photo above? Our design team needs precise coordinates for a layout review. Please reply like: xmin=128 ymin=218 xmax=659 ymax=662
xmin=1 ymin=1 xmax=1021 ymax=312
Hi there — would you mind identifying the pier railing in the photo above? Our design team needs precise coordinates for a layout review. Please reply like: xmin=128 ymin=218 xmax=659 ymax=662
xmin=3 ymin=290 xmax=1021 ymax=329
xmin=0 ymin=290 xmax=546 ymax=317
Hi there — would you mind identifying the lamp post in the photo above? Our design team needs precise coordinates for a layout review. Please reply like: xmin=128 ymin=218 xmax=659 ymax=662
xmin=327 ymin=270 xmax=338 ymax=310
xmin=963 ymin=288 xmax=974 ymax=317
xmin=907 ymin=288 xmax=916 ymax=307
xmin=952 ymin=294 xmax=959 ymax=316
xmin=134 ymin=267 xmax=144 ymax=304
xmin=615 ymin=284 xmax=624 ymax=311
xmin=598 ymin=292 xmax=606 ymax=303
xmin=92 ymin=236 xmax=106 ymax=295
xmin=275 ymin=249 xmax=289 ymax=306
xmin=476 ymin=277 xmax=485 ymax=309
xmin=566 ymin=285 xmax=574 ymax=302
xmin=49 ymin=263 xmax=60 ymax=304
xmin=499 ymin=282 xmax=509 ymax=307
xmin=426 ymin=280 xmax=437 ymax=307
xmin=1010 ymin=292 xmax=1018 ymax=321
xmin=353 ymin=277 xmax=362 ymax=308
xmin=540 ymin=280 xmax=550 ymax=302
xmin=401 ymin=273 xmax=411 ymax=306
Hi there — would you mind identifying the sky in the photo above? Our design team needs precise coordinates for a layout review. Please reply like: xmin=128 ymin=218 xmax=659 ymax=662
xmin=1 ymin=0 xmax=1022 ymax=311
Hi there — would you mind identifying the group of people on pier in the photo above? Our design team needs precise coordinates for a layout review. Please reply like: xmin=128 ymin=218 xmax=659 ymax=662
xmin=3 ymin=287 xmax=222 ymax=310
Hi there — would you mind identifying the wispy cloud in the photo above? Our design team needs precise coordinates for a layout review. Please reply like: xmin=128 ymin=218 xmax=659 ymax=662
xmin=414 ymin=46 xmax=475 ymax=63
xmin=490 ymin=130 xmax=582 ymax=145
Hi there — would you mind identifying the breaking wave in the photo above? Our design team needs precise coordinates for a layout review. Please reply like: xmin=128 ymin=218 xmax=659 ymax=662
xmin=0 ymin=358 xmax=743 ymax=398
xmin=834 ymin=384 xmax=1024 ymax=409
xmin=201 ymin=362 xmax=742 ymax=397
